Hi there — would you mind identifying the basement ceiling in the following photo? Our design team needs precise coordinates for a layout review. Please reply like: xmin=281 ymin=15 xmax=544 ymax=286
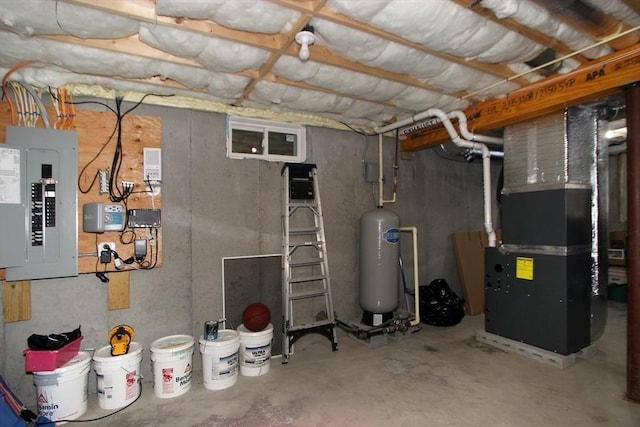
xmin=0 ymin=0 xmax=639 ymax=140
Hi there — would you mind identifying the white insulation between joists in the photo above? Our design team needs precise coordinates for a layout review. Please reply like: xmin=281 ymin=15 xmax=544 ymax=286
xmin=480 ymin=0 xmax=612 ymax=59
xmin=0 ymin=0 xmax=635 ymax=131
xmin=138 ymin=24 xmax=270 ymax=73
xmin=0 ymin=0 xmax=139 ymax=38
xmin=583 ymin=0 xmax=640 ymax=27
xmin=0 ymin=30 xmax=247 ymax=99
xmin=249 ymin=80 xmax=397 ymax=120
xmin=309 ymin=19 xmax=519 ymax=97
xmin=155 ymin=0 xmax=300 ymax=34
xmin=327 ymin=0 xmax=545 ymax=62
xmin=0 ymin=65 xmax=247 ymax=106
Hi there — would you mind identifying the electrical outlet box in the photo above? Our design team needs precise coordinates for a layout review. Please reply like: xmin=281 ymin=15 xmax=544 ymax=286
xmin=97 ymin=242 xmax=116 ymax=256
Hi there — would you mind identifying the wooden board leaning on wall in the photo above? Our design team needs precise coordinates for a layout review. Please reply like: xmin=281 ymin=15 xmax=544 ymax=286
xmin=0 ymin=101 xmax=163 ymax=279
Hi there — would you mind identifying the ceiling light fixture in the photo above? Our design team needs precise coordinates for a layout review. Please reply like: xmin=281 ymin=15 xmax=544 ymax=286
xmin=295 ymin=25 xmax=315 ymax=61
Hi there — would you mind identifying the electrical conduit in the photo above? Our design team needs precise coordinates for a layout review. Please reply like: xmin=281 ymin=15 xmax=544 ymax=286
xmin=378 ymin=131 xmax=396 ymax=206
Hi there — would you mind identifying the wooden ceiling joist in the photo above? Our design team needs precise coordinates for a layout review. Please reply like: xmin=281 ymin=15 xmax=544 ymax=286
xmin=454 ymin=0 xmax=588 ymax=64
xmin=530 ymin=0 xmax=640 ymax=50
xmin=270 ymin=0 xmax=531 ymax=85
xmin=402 ymin=43 xmax=640 ymax=151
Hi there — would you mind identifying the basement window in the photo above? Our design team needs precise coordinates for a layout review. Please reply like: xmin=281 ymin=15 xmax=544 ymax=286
xmin=226 ymin=116 xmax=306 ymax=162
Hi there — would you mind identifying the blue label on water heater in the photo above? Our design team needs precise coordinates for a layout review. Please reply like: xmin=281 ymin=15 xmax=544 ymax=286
xmin=383 ymin=228 xmax=400 ymax=244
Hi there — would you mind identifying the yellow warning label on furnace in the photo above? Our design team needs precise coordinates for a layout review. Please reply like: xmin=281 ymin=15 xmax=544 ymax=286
xmin=516 ymin=257 xmax=534 ymax=280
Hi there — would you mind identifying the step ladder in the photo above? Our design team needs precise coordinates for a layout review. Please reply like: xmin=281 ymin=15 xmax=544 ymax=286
xmin=281 ymin=163 xmax=338 ymax=363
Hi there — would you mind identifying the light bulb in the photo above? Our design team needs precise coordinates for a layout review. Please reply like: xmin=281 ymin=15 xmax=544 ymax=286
xmin=299 ymin=43 xmax=310 ymax=61
xmin=295 ymin=26 xmax=315 ymax=62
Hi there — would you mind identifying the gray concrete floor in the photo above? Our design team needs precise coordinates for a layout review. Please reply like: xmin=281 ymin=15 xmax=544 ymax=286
xmin=72 ymin=302 xmax=639 ymax=426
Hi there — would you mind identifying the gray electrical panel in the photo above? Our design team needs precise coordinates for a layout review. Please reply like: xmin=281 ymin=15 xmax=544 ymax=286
xmin=0 ymin=126 xmax=78 ymax=280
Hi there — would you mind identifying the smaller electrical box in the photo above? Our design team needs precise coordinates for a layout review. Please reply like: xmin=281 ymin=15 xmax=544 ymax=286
xmin=143 ymin=147 xmax=162 ymax=181
xmin=128 ymin=209 xmax=161 ymax=228
xmin=83 ymin=202 xmax=125 ymax=233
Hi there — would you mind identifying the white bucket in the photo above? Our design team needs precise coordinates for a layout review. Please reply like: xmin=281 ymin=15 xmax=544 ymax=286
xmin=33 ymin=351 xmax=91 ymax=423
xmin=92 ymin=342 xmax=143 ymax=410
xmin=199 ymin=330 xmax=240 ymax=390
xmin=238 ymin=323 xmax=273 ymax=377
xmin=150 ymin=335 xmax=194 ymax=399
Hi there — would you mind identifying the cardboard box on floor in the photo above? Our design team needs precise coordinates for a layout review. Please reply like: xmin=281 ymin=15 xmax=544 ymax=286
xmin=451 ymin=230 xmax=500 ymax=316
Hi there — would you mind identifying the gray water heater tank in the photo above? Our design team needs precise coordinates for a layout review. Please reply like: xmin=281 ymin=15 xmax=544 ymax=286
xmin=359 ymin=207 xmax=400 ymax=326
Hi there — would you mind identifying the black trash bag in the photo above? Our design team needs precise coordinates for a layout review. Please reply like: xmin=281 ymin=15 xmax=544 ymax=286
xmin=419 ymin=279 xmax=465 ymax=326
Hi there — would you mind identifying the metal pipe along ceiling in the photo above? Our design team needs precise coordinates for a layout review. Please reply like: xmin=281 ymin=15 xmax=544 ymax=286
xmin=626 ymin=82 xmax=640 ymax=402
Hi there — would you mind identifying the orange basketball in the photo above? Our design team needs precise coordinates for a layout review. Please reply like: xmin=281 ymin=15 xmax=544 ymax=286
xmin=242 ymin=302 xmax=271 ymax=332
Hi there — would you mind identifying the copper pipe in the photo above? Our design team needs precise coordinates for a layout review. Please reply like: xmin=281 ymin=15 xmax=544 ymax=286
xmin=626 ymin=82 xmax=640 ymax=402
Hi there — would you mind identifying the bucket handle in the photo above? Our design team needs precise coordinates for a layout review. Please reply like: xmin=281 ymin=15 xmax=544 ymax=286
xmin=120 ymin=365 xmax=143 ymax=382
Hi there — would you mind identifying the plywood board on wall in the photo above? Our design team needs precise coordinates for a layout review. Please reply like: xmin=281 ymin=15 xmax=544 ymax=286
xmin=108 ymin=271 xmax=130 ymax=310
xmin=0 ymin=101 xmax=162 ymax=277
xmin=2 ymin=280 xmax=31 ymax=322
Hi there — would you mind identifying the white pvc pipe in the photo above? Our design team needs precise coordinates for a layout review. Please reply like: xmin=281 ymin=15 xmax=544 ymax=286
xmin=447 ymin=110 xmax=503 ymax=145
xmin=400 ymin=226 xmax=420 ymax=326
xmin=479 ymin=144 xmax=497 ymax=247
xmin=377 ymin=108 xmax=496 ymax=247
xmin=378 ymin=109 xmax=448 ymax=134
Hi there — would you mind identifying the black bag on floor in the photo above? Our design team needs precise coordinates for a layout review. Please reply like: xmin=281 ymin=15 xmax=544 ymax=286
xmin=419 ymin=279 xmax=465 ymax=326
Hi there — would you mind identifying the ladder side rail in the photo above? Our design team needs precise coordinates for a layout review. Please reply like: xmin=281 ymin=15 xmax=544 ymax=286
xmin=311 ymin=168 xmax=336 ymax=322
xmin=282 ymin=166 xmax=292 ymax=360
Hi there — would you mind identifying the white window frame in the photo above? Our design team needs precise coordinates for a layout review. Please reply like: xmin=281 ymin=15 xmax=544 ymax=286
xmin=226 ymin=116 xmax=306 ymax=162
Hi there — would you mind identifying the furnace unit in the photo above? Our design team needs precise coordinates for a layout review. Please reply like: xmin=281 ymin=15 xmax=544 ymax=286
xmin=485 ymin=107 xmax=608 ymax=355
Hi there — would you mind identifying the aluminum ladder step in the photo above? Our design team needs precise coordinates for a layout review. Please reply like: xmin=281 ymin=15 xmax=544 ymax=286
xmin=289 ymin=227 xmax=320 ymax=235
xmin=288 ymin=274 xmax=327 ymax=284
xmin=287 ymin=319 xmax=335 ymax=333
xmin=289 ymin=289 xmax=330 ymax=300
xmin=289 ymin=201 xmax=318 ymax=208
xmin=289 ymin=258 xmax=324 ymax=267
xmin=288 ymin=240 xmax=324 ymax=248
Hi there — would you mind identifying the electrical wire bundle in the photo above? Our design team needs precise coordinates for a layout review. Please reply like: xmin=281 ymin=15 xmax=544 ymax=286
xmin=7 ymin=81 xmax=40 ymax=127
xmin=49 ymin=87 xmax=76 ymax=129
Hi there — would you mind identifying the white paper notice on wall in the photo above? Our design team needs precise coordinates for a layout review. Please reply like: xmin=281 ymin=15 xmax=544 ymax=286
xmin=0 ymin=146 xmax=21 ymax=204
xmin=143 ymin=147 xmax=161 ymax=181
